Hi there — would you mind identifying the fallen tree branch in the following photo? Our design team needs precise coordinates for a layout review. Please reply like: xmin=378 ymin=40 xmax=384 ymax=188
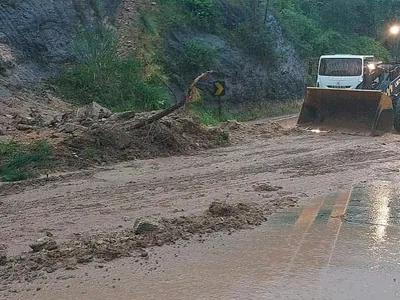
xmin=133 ymin=71 xmax=214 ymax=129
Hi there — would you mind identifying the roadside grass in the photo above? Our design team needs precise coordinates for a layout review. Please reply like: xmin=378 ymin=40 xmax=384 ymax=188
xmin=190 ymin=100 xmax=302 ymax=126
xmin=0 ymin=141 xmax=53 ymax=182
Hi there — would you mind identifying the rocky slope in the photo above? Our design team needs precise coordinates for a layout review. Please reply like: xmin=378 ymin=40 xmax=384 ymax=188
xmin=167 ymin=12 xmax=304 ymax=104
xmin=0 ymin=0 xmax=120 ymax=85
xmin=0 ymin=0 xmax=305 ymax=115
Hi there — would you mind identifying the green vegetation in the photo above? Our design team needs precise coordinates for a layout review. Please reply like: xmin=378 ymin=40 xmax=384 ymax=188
xmin=181 ymin=40 xmax=216 ymax=71
xmin=154 ymin=0 xmax=275 ymax=64
xmin=190 ymin=100 xmax=302 ymax=125
xmin=154 ymin=0 xmax=397 ymax=64
xmin=184 ymin=0 xmax=217 ymax=26
xmin=54 ymin=0 xmax=398 ymax=125
xmin=0 ymin=141 xmax=53 ymax=182
xmin=54 ymin=28 xmax=167 ymax=112
xmin=272 ymin=0 xmax=396 ymax=60
xmin=156 ymin=0 xmax=220 ymax=31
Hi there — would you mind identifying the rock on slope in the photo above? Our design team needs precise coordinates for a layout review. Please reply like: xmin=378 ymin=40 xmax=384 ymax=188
xmin=0 ymin=0 xmax=120 ymax=84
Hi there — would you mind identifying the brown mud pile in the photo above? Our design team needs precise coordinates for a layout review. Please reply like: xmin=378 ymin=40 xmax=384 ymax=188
xmin=1 ymin=99 xmax=293 ymax=173
xmin=0 ymin=90 xmax=71 ymax=136
xmin=1 ymin=103 xmax=229 ymax=171
xmin=0 ymin=199 xmax=297 ymax=287
xmin=61 ymin=112 xmax=229 ymax=167
xmin=1 ymin=99 xmax=294 ymax=176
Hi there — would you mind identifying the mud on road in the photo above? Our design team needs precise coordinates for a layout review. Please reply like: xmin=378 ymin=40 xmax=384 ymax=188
xmin=2 ymin=123 xmax=400 ymax=296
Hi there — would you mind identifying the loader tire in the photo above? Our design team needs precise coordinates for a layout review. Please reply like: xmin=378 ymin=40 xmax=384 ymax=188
xmin=394 ymin=96 xmax=400 ymax=132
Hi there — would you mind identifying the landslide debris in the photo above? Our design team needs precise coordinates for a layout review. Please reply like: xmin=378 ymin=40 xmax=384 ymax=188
xmin=1 ymin=101 xmax=230 ymax=171
xmin=59 ymin=108 xmax=229 ymax=167
xmin=0 ymin=198 xmax=297 ymax=287
xmin=1 ymin=100 xmax=295 ymax=177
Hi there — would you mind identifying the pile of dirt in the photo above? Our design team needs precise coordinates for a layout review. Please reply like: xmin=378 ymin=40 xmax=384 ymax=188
xmin=57 ymin=109 xmax=229 ymax=168
xmin=219 ymin=119 xmax=290 ymax=144
xmin=0 ymin=100 xmax=229 ymax=171
xmin=0 ymin=98 xmax=296 ymax=174
xmin=0 ymin=89 xmax=71 ymax=137
xmin=0 ymin=199 xmax=297 ymax=287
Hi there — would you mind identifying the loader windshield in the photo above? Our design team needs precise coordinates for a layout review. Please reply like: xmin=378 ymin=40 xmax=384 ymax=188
xmin=319 ymin=58 xmax=363 ymax=77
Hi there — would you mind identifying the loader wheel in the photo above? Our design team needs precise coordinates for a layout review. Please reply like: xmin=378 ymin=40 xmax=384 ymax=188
xmin=394 ymin=96 xmax=400 ymax=132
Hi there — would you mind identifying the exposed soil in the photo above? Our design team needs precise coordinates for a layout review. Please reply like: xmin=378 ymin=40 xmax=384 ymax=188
xmin=0 ymin=200 xmax=297 ymax=288
xmin=219 ymin=119 xmax=292 ymax=144
xmin=116 ymin=0 xmax=144 ymax=56
xmin=252 ymin=182 xmax=283 ymax=192
xmin=0 ymin=99 xmax=289 ymax=174
xmin=57 ymin=111 xmax=230 ymax=169
xmin=3 ymin=118 xmax=400 ymax=298
xmin=0 ymin=89 xmax=71 ymax=136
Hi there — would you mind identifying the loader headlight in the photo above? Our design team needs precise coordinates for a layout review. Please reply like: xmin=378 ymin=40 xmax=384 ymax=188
xmin=390 ymin=25 xmax=400 ymax=36
xmin=367 ymin=63 xmax=376 ymax=71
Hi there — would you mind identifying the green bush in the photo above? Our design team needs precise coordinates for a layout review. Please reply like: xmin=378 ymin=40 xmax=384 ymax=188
xmin=181 ymin=0 xmax=219 ymax=29
xmin=183 ymin=0 xmax=216 ymax=19
xmin=313 ymin=30 xmax=347 ymax=55
xmin=155 ymin=0 xmax=277 ymax=74
xmin=155 ymin=0 xmax=219 ymax=31
xmin=273 ymin=0 xmax=393 ymax=61
xmin=0 ymin=141 xmax=23 ymax=157
xmin=54 ymin=28 xmax=167 ymax=112
xmin=181 ymin=40 xmax=216 ymax=71
xmin=278 ymin=9 xmax=321 ymax=58
xmin=189 ymin=102 xmax=230 ymax=125
xmin=349 ymin=36 xmax=391 ymax=61
xmin=0 ymin=141 xmax=53 ymax=182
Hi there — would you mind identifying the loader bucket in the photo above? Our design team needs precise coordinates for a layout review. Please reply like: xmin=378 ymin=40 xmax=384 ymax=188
xmin=297 ymin=87 xmax=394 ymax=136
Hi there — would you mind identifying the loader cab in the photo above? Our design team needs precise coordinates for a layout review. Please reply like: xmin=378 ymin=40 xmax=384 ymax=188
xmin=316 ymin=55 xmax=374 ymax=89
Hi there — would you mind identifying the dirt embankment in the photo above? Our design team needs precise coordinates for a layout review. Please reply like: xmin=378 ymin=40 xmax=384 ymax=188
xmin=55 ymin=110 xmax=230 ymax=168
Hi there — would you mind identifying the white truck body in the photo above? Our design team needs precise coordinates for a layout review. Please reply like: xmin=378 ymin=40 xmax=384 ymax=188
xmin=316 ymin=54 xmax=374 ymax=89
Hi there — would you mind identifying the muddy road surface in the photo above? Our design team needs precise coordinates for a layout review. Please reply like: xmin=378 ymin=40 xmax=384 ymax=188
xmin=2 ymin=126 xmax=400 ymax=298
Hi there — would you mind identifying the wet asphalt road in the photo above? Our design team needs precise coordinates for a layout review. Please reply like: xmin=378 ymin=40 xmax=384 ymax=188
xmin=257 ymin=180 xmax=400 ymax=299
xmin=128 ymin=181 xmax=400 ymax=299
